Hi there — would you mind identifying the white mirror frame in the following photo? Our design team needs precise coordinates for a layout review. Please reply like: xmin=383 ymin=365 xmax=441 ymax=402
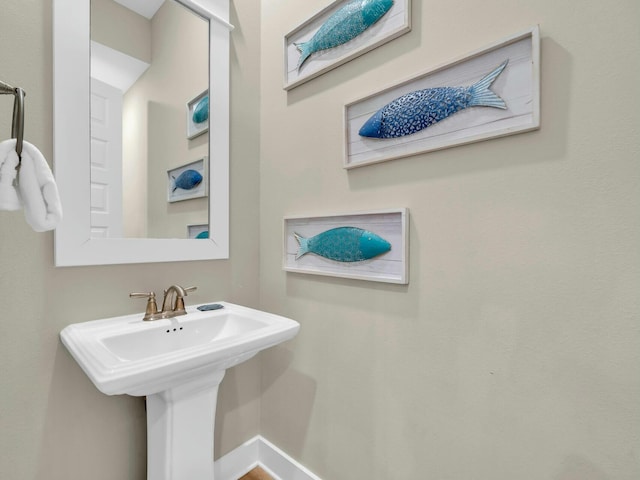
xmin=53 ymin=0 xmax=232 ymax=266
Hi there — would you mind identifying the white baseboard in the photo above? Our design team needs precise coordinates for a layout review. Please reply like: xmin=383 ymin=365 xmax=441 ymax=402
xmin=214 ymin=436 xmax=322 ymax=480
xmin=214 ymin=436 xmax=260 ymax=480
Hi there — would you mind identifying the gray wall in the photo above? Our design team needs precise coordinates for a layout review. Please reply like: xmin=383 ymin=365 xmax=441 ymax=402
xmin=0 ymin=1 xmax=261 ymax=479
xmin=258 ymin=0 xmax=640 ymax=479
xmin=91 ymin=0 xmax=151 ymax=63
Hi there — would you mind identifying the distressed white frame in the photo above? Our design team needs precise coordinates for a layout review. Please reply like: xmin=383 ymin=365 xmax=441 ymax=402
xmin=344 ymin=26 xmax=540 ymax=168
xmin=167 ymin=157 xmax=208 ymax=203
xmin=284 ymin=0 xmax=411 ymax=90
xmin=53 ymin=0 xmax=232 ymax=266
xmin=283 ymin=208 xmax=409 ymax=284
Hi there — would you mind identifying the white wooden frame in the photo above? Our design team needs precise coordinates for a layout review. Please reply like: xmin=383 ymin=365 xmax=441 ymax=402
xmin=283 ymin=209 xmax=409 ymax=284
xmin=53 ymin=0 xmax=232 ymax=266
xmin=344 ymin=26 xmax=540 ymax=169
xmin=167 ymin=157 xmax=208 ymax=203
xmin=284 ymin=0 xmax=411 ymax=90
xmin=187 ymin=224 xmax=208 ymax=239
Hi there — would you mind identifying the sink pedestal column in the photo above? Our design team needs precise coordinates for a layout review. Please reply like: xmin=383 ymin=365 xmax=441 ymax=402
xmin=146 ymin=370 xmax=226 ymax=480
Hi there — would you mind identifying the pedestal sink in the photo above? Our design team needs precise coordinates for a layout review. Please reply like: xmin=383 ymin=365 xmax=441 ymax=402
xmin=60 ymin=302 xmax=300 ymax=480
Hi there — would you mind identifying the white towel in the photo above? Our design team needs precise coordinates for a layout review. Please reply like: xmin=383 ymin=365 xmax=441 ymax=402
xmin=0 ymin=139 xmax=21 ymax=211
xmin=0 ymin=138 xmax=63 ymax=232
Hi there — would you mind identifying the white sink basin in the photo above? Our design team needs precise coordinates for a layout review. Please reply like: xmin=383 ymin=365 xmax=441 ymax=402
xmin=60 ymin=302 xmax=300 ymax=396
xmin=61 ymin=302 xmax=299 ymax=480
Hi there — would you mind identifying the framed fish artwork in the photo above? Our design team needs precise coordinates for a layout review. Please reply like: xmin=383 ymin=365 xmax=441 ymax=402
xmin=283 ymin=208 xmax=409 ymax=284
xmin=344 ymin=26 xmax=541 ymax=169
xmin=187 ymin=224 xmax=209 ymax=239
xmin=167 ymin=157 xmax=208 ymax=203
xmin=186 ymin=89 xmax=209 ymax=139
xmin=284 ymin=0 xmax=411 ymax=90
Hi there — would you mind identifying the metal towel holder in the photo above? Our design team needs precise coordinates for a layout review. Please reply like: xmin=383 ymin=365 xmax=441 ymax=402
xmin=0 ymin=79 xmax=26 ymax=160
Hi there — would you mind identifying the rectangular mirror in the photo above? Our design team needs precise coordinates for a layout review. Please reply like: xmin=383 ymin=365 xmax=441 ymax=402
xmin=53 ymin=0 xmax=231 ymax=266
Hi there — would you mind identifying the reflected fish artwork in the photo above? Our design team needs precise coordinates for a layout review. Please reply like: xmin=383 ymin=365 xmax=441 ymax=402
xmin=296 ymin=0 xmax=394 ymax=70
xmin=359 ymin=60 xmax=509 ymax=139
xmin=195 ymin=231 xmax=209 ymax=239
xmin=294 ymin=226 xmax=391 ymax=262
xmin=192 ymin=96 xmax=209 ymax=124
xmin=172 ymin=169 xmax=203 ymax=192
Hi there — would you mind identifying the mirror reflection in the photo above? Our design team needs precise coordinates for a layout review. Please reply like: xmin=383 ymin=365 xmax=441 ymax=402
xmin=90 ymin=0 xmax=209 ymax=239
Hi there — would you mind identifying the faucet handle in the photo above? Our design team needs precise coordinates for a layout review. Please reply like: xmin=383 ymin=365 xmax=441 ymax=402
xmin=173 ymin=286 xmax=197 ymax=313
xmin=129 ymin=292 xmax=159 ymax=320
xmin=130 ymin=291 xmax=156 ymax=300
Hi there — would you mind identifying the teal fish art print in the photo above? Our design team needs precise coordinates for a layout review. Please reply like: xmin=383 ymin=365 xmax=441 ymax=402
xmin=294 ymin=226 xmax=391 ymax=262
xmin=359 ymin=60 xmax=509 ymax=139
xmin=172 ymin=169 xmax=203 ymax=192
xmin=296 ymin=0 xmax=394 ymax=70
xmin=192 ymin=96 xmax=209 ymax=124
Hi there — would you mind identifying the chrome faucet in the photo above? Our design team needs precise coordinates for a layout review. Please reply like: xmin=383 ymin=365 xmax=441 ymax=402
xmin=130 ymin=285 xmax=197 ymax=321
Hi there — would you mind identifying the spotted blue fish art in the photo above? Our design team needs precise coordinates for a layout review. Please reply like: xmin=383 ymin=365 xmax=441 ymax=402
xmin=359 ymin=60 xmax=509 ymax=139
xmin=296 ymin=0 xmax=394 ymax=70
xmin=172 ymin=169 xmax=203 ymax=192
xmin=294 ymin=226 xmax=391 ymax=262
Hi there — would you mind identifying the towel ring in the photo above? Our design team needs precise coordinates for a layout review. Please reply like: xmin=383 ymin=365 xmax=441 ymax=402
xmin=0 ymin=79 xmax=26 ymax=159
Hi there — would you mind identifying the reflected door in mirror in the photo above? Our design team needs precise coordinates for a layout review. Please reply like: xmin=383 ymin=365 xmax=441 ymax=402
xmin=91 ymin=78 xmax=123 ymax=238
